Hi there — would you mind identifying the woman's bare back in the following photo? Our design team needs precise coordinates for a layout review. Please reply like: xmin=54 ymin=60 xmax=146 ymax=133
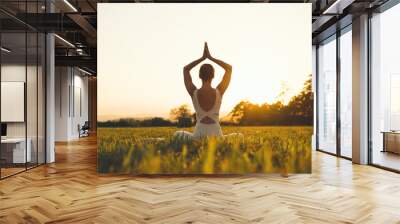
xmin=196 ymin=87 xmax=217 ymax=124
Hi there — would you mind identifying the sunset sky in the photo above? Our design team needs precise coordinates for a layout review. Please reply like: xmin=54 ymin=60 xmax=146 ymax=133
xmin=98 ymin=3 xmax=311 ymax=121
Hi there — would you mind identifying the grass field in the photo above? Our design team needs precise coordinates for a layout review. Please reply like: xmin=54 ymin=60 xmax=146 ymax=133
xmin=97 ymin=126 xmax=312 ymax=174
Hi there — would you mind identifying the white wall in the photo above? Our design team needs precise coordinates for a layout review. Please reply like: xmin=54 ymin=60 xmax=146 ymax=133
xmin=55 ymin=67 xmax=70 ymax=141
xmin=72 ymin=73 xmax=89 ymax=138
xmin=55 ymin=67 xmax=89 ymax=141
xmin=1 ymin=65 xmax=39 ymax=138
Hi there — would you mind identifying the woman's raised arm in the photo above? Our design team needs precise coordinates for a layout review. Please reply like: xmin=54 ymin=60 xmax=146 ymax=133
xmin=207 ymin=45 xmax=232 ymax=95
xmin=183 ymin=45 xmax=208 ymax=96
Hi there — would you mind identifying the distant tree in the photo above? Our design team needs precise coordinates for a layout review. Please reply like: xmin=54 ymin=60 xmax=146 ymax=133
xmin=229 ymin=101 xmax=251 ymax=123
xmin=170 ymin=104 xmax=194 ymax=127
xmin=285 ymin=75 xmax=313 ymax=125
xmin=276 ymin=81 xmax=289 ymax=104
xmin=170 ymin=104 xmax=192 ymax=121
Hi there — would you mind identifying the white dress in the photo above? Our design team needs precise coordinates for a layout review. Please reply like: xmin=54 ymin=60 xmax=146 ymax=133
xmin=174 ymin=89 xmax=223 ymax=140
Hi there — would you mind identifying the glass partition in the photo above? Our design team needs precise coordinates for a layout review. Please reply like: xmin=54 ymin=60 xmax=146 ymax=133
xmin=1 ymin=31 xmax=28 ymax=177
xmin=0 ymin=2 xmax=46 ymax=179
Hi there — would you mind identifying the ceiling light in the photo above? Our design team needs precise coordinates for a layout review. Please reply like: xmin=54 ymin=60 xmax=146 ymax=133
xmin=1 ymin=47 xmax=11 ymax=53
xmin=323 ymin=0 xmax=341 ymax=14
xmin=78 ymin=67 xmax=93 ymax=76
xmin=63 ymin=0 xmax=78 ymax=12
xmin=76 ymin=48 xmax=85 ymax=55
xmin=323 ymin=0 xmax=354 ymax=15
xmin=54 ymin=34 xmax=75 ymax=48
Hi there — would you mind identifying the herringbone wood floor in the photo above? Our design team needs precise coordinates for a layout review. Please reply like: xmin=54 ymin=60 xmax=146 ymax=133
xmin=1 ymin=136 xmax=400 ymax=224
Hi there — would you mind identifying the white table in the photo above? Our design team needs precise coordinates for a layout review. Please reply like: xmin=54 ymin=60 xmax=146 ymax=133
xmin=1 ymin=138 xmax=31 ymax=163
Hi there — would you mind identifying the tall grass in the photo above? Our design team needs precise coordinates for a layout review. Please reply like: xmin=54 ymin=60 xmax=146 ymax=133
xmin=97 ymin=126 xmax=312 ymax=174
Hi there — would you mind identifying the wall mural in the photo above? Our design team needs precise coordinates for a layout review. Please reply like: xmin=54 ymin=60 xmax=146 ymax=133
xmin=97 ymin=3 xmax=312 ymax=174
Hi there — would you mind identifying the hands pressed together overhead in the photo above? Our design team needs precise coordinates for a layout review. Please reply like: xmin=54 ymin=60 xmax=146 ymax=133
xmin=202 ymin=42 xmax=212 ymax=60
xmin=183 ymin=41 xmax=232 ymax=96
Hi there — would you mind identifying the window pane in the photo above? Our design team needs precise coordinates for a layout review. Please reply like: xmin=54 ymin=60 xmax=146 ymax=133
xmin=318 ymin=37 xmax=337 ymax=154
xmin=1 ymin=32 xmax=27 ymax=177
xmin=371 ymin=4 xmax=400 ymax=171
xmin=340 ymin=29 xmax=352 ymax=158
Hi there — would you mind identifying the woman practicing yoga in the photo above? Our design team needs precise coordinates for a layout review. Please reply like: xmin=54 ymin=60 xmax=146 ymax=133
xmin=174 ymin=42 xmax=242 ymax=140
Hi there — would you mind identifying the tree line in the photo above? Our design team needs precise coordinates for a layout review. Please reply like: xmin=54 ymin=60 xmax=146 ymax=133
xmin=98 ymin=117 xmax=175 ymax=128
xmin=98 ymin=76 xmax=313 ymax=127
xmin=229 ymin=76 xmax=313 ymax=126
